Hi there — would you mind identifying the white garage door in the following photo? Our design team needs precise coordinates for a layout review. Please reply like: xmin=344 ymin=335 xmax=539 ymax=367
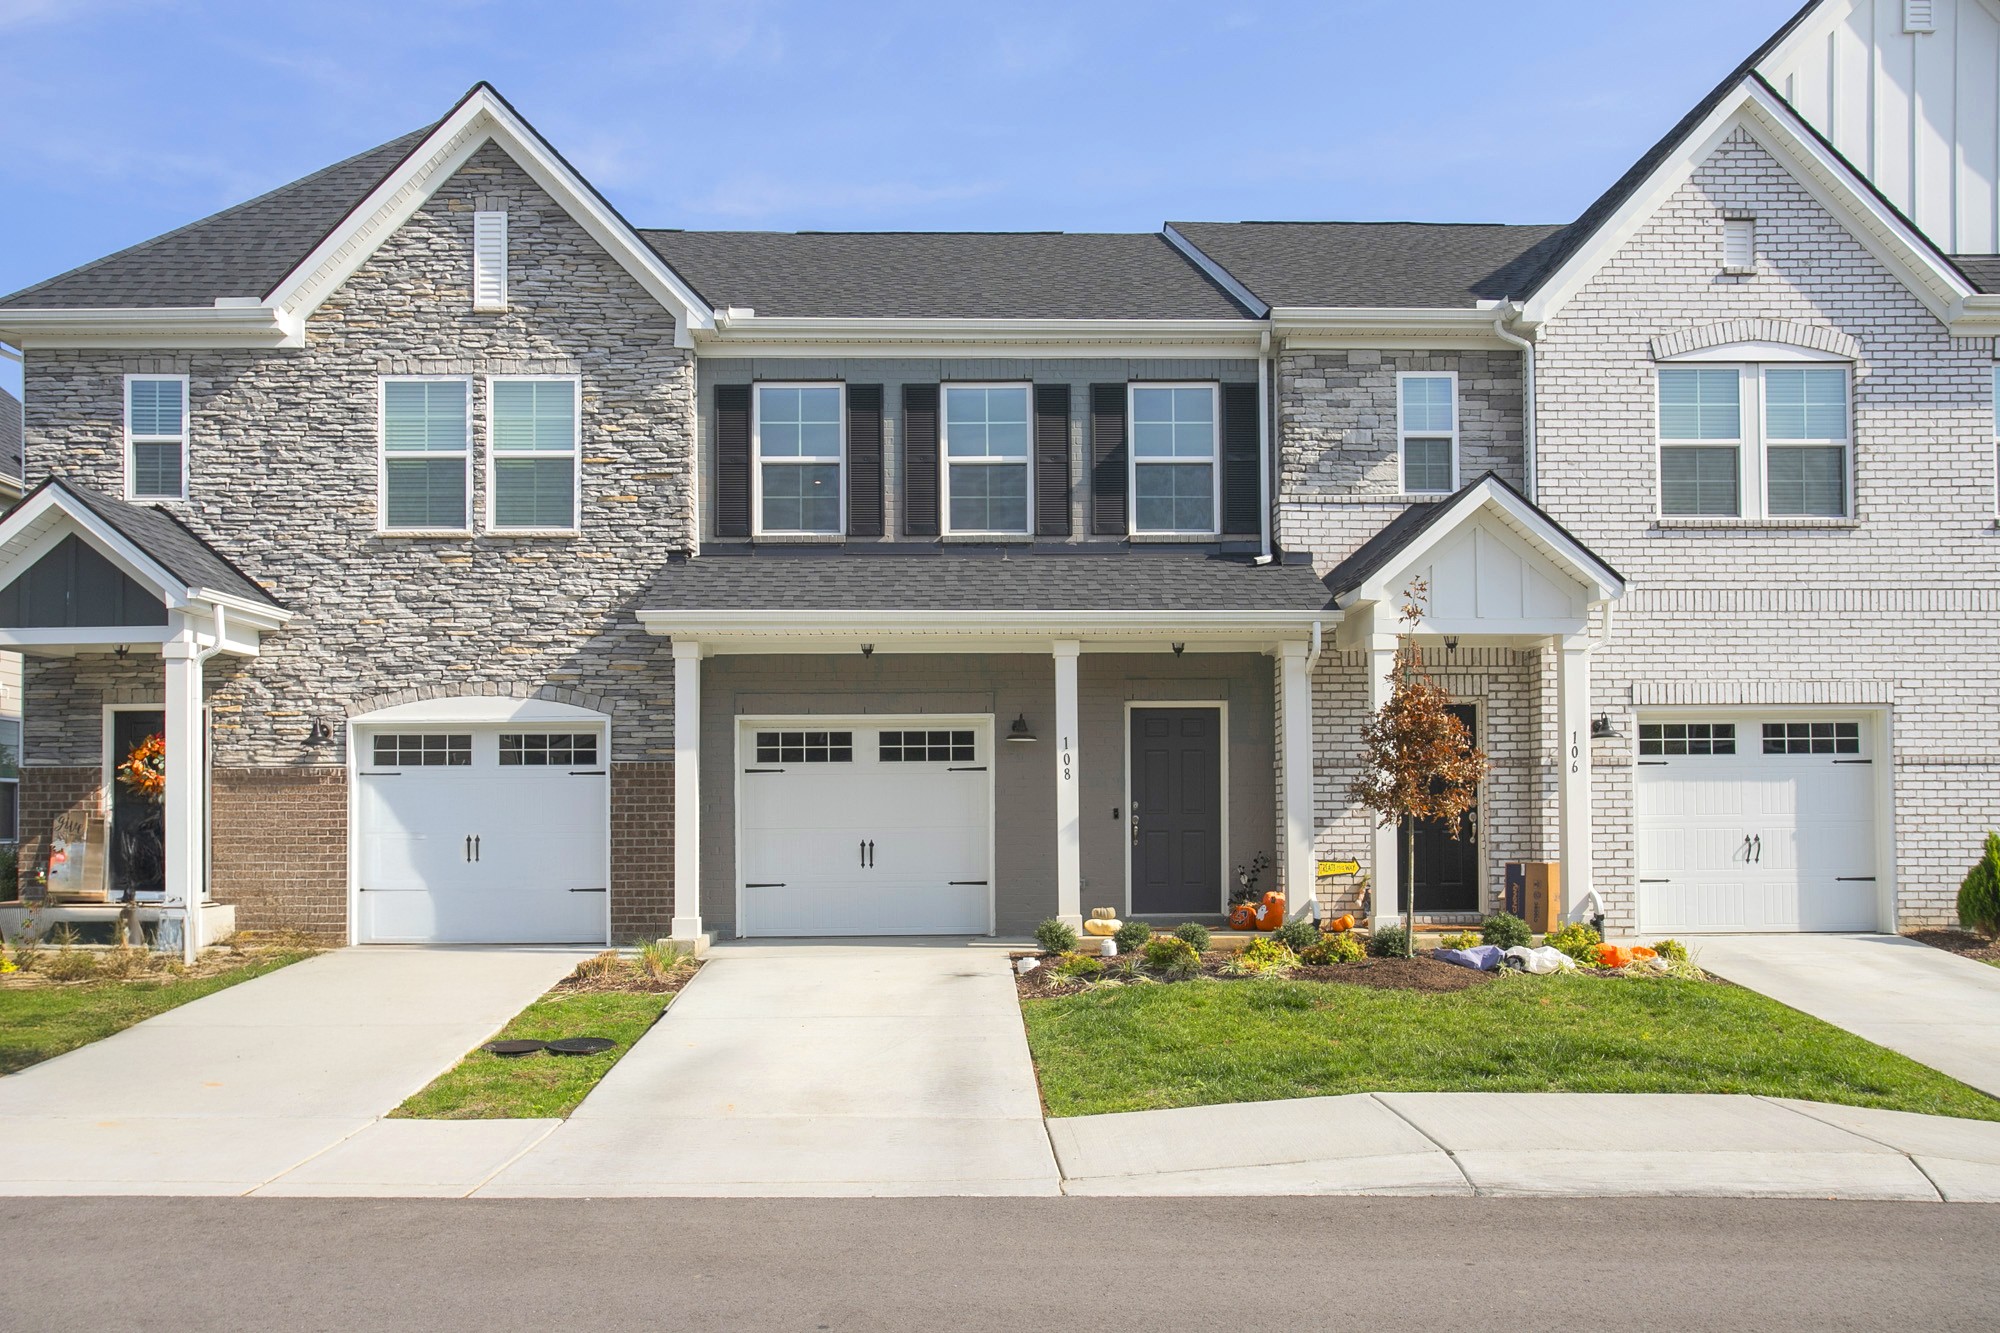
xmin=356 ymin=726 xmax=608 ymax=944
xmin=1636 ymin=715 xmax=1879 ymax=933
xmin=737 ymin=718 xmax=992 ymax=937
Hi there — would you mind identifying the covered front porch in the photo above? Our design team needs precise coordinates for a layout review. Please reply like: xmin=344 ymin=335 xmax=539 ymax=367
xmin=0 ymin=479 xmax=290 ymax=961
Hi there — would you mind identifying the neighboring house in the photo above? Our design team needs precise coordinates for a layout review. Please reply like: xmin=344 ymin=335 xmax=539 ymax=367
xmin=0 ymin=0 xmax=1994 ymax=950
xmin=0 ymin=383 xmax=23 ymax=845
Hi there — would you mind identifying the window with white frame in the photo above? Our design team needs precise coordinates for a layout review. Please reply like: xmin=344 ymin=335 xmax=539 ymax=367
xmin=943 ymin=384 xmax=1030 ymax=533
xmin=125 ymin=375 xmax=188 ymax=501
xmin=488 ymin=377 xmax=579 ymax=531
xmin=380 ymin=377 xmax=471 ymax=531
xmin=0 ymin=718 xmax=18 ymax=843
xmin=1398 ymin=372 xmax=1457 ymax=493
xmin=1129 ymin=383 xmax=1217 ymax=534
xmin=1656 ymin=362 xmax=1850 ymax=518
xmin=754 ymin=384 xmax=843 ymax=534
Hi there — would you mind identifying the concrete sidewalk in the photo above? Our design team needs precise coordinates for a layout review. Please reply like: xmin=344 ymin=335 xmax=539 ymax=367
xmin=1693 ymin=934 xmax=2000 ymax=1098
xmin=0 ymin=946 xmax=592 ymax=1196
xmin=1047 ymin=1093 xmax=2000 ymax=1202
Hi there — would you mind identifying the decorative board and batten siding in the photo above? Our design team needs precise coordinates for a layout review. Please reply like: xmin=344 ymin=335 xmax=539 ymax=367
xmin=1759 ymin=0 xmax=2000 ymax=253
xmin=695 ymin=358 xmax=1262 ymax=544
xmin=1531 ymin=124 xmax=2000 ymax=930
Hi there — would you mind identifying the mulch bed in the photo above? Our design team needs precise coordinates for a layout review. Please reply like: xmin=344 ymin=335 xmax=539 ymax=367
xmin=550 ymin=950 xmax=702 ymax=997
xmin=1906 ymin=929 xmax=2000 ymax=966
xmin=1014 ymin=950 xmax=1493 ymax=998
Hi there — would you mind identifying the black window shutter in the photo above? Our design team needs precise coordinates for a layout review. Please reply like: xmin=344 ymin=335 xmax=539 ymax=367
xmin=715 ymin=383 xmax=752 ymax=538
xmin=902 ymin=383 xmax=941 ymax=537
xmin=1034 ymin=383 xmax=1071 ymax=537
xmin=1089 ymin=383 xmax=1127 ymax=536
xmin=846 ymin=384 xmax=884 ymax=537
xmin=1221 ymin=383 xmax=1260 ymax=535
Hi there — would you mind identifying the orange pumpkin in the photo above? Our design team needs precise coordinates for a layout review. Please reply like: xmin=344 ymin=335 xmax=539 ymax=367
xmin=1327 ymin=914 xmax=1356 ymax=933
xmin=1228 ymin=902 xmax=1261 ymax=930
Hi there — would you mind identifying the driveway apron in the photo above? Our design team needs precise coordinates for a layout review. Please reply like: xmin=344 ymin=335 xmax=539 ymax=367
xmin=481 ymin=940 xmax=1062 ymax=1196
xmin=0 ymin=946 xmax=591 ymax=1194
xmin=1693 ymin=934 xmax=2000 ymax=1098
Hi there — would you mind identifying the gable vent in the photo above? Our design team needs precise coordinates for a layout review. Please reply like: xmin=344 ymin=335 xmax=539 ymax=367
xmin=473 ymin=211 xmax=508 ymax=311
xmin=1722 ymin=215 xmax=1756 ymax=274
xmin=1902 ymin=0 xmax=1935 ymax=32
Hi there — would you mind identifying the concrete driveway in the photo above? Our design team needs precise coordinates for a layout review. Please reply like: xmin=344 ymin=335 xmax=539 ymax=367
xmin=1694 ymin=934 xmax=2000 ymax=1098
xmin=0 ymin=946 xmax=591 ymax=1194
xmin=482 ymin=940 xmax=1061 ymax=1196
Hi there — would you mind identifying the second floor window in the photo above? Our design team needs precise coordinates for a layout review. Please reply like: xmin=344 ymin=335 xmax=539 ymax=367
xmin=1130 ymin=384 xmax=1217 ymax=534
xmin=943 ymin=384 xmax=1030 ymax=533
xmin=1657 ymin=363 xmax=1850 ymax=519
xmin=380 ymin=377 xmax=471 ymax=531
xmin=755 ymin=384 xmax=843 ymax=534
xmin=489 ymin=377 xmax=579 ymax=531
xmin=1398 ymin=373 xmax=1457 ymax=493
xmin=125 ymin=374 xmax=187 ymax=501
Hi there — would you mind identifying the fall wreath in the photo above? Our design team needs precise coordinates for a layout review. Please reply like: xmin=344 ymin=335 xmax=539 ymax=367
xmin=117 ymin=732 xmax=167 ymax=802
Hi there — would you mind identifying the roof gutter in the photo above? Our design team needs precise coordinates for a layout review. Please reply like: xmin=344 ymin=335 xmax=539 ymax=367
xmin=1947 ymin=293 xmax=2000 ymax=337
xmin=0 ymin=304 xmax=302 ymax=350
xmin=636 ymin=607 xmax=1333 ymax=637
xmin=692 ymin=315 xmax=1264 ymax=357
xmin=1489 ymin=305 xmax=1538 ymax=501
xmin=1270 ymin=306 xmax=1527 ymax=348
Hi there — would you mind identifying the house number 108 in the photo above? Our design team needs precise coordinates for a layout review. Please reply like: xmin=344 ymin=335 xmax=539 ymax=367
xmin=1062 ymin=738 xmax=1073 ymax=781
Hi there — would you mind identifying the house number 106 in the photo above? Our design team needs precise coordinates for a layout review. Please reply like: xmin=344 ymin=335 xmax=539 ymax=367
xmin=1569 ymin=730 xmax=1581 ymax=774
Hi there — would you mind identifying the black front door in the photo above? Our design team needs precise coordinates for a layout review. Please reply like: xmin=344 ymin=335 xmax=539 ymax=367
xmin=109 ymin=708 xmax=166 ymax=902
xmin=1403 ymin=704 xmax=1480 ymax=914
xmin=1129 ymin=707 xmax=1222 ymax=916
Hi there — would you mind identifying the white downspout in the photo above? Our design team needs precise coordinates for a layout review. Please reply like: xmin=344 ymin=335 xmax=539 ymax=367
xmin=1255 ymin=329 xmax=1273 ymax=563
xmin=1492 ymin=312 xmax=1536 ymax=501
xmin=1305 ymin=619 xmax=1323 ymax=672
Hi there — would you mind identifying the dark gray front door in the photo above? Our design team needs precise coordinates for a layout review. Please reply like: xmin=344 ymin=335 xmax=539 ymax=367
xmin=1403 ymin=703 xmax=1480 ymax=914
xmin=109 ymin=708 xmax=166 ymax=902
xmin=1129 ymin=707 xmax=1222 ymax=916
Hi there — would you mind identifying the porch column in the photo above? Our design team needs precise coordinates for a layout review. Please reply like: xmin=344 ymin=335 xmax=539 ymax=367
xmin=1052 ymin=640 xmax=1081 ymax=931
xmin=670 ymin=639 xmax=703 ymax=942
xmin=1367 ymin=626 xmax=1401 ymax=929
xmin=1556 ymin=634 xmax=1593 ymax=921
xmin=162 ymin=632 xmax=204 ymax=965
xmin=1277 ymin=640 xmax=1314 ymax=920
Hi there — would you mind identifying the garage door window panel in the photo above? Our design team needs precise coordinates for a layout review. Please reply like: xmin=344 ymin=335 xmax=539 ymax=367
xmin=1762 ymin=721 xmax=1860 ymax=755
xmin=755 ymin=730 xmax=853 ymax=764
xmin=755 ymin=385 xmax=844 ymax=535
xmin=381 ymin=378 xmax=471 ymax=532
xmin=878 ymin=729 xmax=975 ymax=762
xmin=489 ymin=377 xmax=580 ymax=532
xmin=499 ymin=733 xmax=599 ymax=766
xmin=371 ymin=734 xmax=473 ymax=767
xmin=1638 ymin=722 xmax=1735 ymax=756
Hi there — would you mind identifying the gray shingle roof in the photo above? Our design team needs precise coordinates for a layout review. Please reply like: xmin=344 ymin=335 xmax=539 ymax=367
xmin=38 ymin=477 xmax=283 ymax=607
xmin=640 ymin=230 xmax=1255 ymax=320
xmin=0 ymin=126 xmax=434 ymax=309
xmin=1166 ymin=221 xmax=1569 ymax=309
xmin=0 ymin=387 xmax=19 ymax=480
xmin=1953 ymin=256 xmax=2000 ymax=293
xmin=644 ymin=548 xmax=1331 ymax=613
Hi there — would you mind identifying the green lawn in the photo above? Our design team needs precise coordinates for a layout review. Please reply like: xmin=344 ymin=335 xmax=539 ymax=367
xmin=0 ymin=950 xmax=315 ymax=1075
xmin=1022 ymin=972 xmax=2000 ymax=1121
xmin=393 ymin=989 xmax=671 ymax=1119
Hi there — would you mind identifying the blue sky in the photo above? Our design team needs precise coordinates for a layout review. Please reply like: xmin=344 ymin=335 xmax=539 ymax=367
xmin=0 ymin=0 xmax=1803 ymax=399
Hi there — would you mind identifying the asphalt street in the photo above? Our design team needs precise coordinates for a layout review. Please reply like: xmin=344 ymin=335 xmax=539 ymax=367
xmin=2 ymin=1195 xmax=1994 ymax=1331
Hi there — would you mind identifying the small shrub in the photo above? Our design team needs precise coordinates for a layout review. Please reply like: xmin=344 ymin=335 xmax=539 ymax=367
xmin=1480 ymin=912 xmax=1532 ymax=950
xmin=43 ymin=948 xmax=99 ymax=982
xmin=568 ymin=949 xmax=623 ymax=984
xmin=1113 ymin=919 xmax=1155 ymax=953
xmin=1367 ymin=924 xmax=1410 ymax=958
xmin=1651 ymin=938 xmax=1689 ymax=964
xmin=637 ymin=938 xmax=690 ymax=981
xmin=1053 ymin=951 xmax=1104 ymax=982
xmin=1958 ymin=831 xmax=2000 ymax=940
xmin=1542 ymin=922 xmax=1603 ymax=965
xmin=96 ymin=946 xmax=155 ymax=979
xmin=1271 ymin=918 xmax=1320 ymax=953
xmin=1438 ymin=929 xmax=1481 ymax=951
xmin=1300 ymin=932 xmax=1367 ymax=966
xmin=1143 ymin=935 xmax=1202 ymax=978
xmin=1173 ymin=921 xmax=1212 ymax=953
xmin=1232 ymin=937 xmax=1297 ymax=974
xmin=1035 ymin=918 xmax=1079 ymax=955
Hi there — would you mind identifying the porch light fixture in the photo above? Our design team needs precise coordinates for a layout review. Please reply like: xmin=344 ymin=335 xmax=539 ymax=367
xmin=307 ymin=718 xmax=333 ymax=745
xmin=1171 ymin=642 xmax=1185 ymax=656
xmin=1443 ymin=636 xmax=1459 ymax=655
xmin=1591 ymin=713 xmax=1623 ymax=739
xmin=114 ymin=644 xmax=130 ymax=660
xmin=1006 ymin=713 xmax=1037 ymax=743
xmin=860 ymin=643 xmax=874 ymax=658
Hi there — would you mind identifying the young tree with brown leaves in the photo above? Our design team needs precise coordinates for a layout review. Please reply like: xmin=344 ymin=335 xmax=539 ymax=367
xmin=1349 ymin=579 xmax=1490 ymax=956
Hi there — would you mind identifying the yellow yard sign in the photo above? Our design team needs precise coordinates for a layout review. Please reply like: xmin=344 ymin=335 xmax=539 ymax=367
xmin=1316 ymin=860 xmax=1360 ymax=877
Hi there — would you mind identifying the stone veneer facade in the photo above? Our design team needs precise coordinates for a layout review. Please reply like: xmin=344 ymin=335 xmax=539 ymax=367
xmin=19 ymin=141 xmax=694 ymax=936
